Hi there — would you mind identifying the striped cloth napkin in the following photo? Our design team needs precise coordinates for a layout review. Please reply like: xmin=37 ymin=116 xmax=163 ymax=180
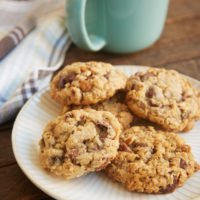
xmin=0 ymin=0 xmax=72 ymax=124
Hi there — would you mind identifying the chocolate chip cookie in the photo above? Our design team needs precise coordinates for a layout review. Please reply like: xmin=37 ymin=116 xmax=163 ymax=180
xmin=126 ymin=68 xmax=200 ymax=132
xmin=60 ymin=91 xmax=135 ymax=130
xmin=105 ymin=126 xmax=200 ymax=194
xmin=39 ymin=109 xmax=121 ymax=179
xmin=50 ymin=62 xmax=127 ymax=105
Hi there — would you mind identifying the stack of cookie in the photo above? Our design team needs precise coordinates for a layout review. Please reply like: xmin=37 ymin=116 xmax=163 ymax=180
xmin=39 ymin=62 xmax=200 ymax=194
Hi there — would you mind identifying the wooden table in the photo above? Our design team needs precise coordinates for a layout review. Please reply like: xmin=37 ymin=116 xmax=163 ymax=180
xmin=1 ymin=0 xmax=200 ymax=199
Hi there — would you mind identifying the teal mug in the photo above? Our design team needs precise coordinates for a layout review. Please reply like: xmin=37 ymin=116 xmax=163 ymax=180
xmin=66 ymin=0 xmax=169 ymax=54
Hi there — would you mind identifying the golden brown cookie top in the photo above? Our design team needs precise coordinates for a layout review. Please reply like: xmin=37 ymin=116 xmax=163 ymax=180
xmin=105 ymin=126 xmax=199 ymax=194
xmin=39 ymin=109 xmax=121 ymax=179
xmin=51 ymin=61 xmax=127 ymax=105
xmin=126 ymin=68 xmax=200 ymax=132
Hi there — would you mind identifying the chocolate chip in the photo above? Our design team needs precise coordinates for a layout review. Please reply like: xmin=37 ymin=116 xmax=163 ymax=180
xmin=180 ymin=108 xmax=189 ymax=120
xmin=151 ymin=148 xmax=156 ymax=154
xmin=140 ymin=72 xmax=154 ymax=81
xmin=62 ymin=147 xmax=66 ymax=154
xmin=180 ymin=158 xmax=187 ymax=169
xmin=96 ymin=122 xmax=109 ymax=142
xmin=68 ymin=149 xmax=80 ymax=157
xmin=71 ymin=158 xmax=80 ymax=165
xmin=146 ymin=87 xmax=156 ymax=98
xmin=115 ymin=91 xmax=126 ymax=103
xmin=76 ymin=119 xmax=86 ymax=126
xmin=83 ymin=140 xmax=90 ymax=152
xmin=67 ymin=149 xmax=80 ymax=164
xmin=83 ymin=140 xmax=89 ymax=145
xmin=65 ymin=113 xmax=74 ymax=120
xmin=97 ymin=123 xmax=108 ymax=132
xmin=159 ymin=176 xmax=179 ymax=194
xmin=119 ymin=142 xmax=133 ymax=153
xmin=49 ymin=155 xmax=64 ymax=165
xmin=71 ymin=89 xmax=76 ymax=95
xmin=58 ymin=75 xmax=66 ymax=89
xmin=58 ymin=73 xmax=76 ymax=89
xmin=131 ymin=82 xmax=137 ymax=90
xmin=49 ymin=156 xmax=56 ymax=165
xmin=181 ymin=111 xmax=189 ymax=120
xmin=104 ymin=72 xmax=110 ymax=79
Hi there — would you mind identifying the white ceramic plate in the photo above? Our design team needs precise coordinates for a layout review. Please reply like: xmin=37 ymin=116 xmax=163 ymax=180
xmin=12 ymin=66 xmax=200 ymax=200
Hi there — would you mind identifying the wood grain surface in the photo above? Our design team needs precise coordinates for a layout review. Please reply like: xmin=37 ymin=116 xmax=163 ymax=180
xmin=1 ymin=0 xmax=200 ymax=199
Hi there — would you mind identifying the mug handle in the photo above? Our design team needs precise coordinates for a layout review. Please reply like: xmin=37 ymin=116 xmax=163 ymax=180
xmin=66 ymin=0 xmax=106 ymax=51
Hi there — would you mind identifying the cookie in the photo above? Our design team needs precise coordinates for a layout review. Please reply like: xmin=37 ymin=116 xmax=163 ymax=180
xmin=50 ymin=62 xmax=127 ymax=105
xmin=60 ymin=91 xmax=135 ymax=130
xmin=39 ymin=109 xmax=121 ymax=179
xmin=105 ymin=126 xmax=200 ymax=194
xmin=126 ymin=68 xmax=200 ymax=132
